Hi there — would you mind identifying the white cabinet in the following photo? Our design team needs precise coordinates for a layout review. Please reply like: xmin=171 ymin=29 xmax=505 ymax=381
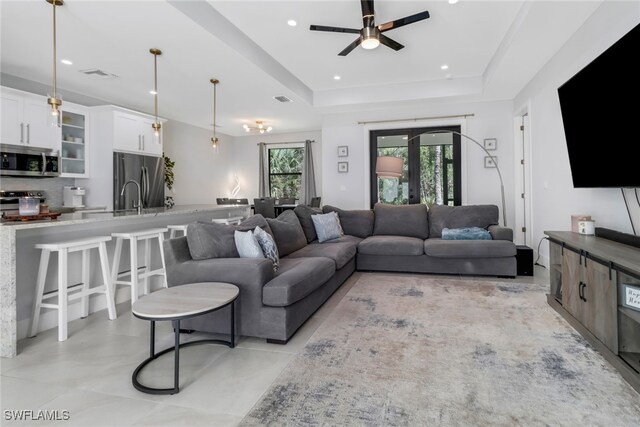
xmin=113 ymin=110 xmax=163 ymax=156
xmin=60 ymin=103 xmax=90 ymax=178
xmin=0 ymin=87 xmax=60 ymax=150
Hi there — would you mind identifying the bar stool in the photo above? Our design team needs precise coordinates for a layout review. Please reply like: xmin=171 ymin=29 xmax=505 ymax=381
xmin=30 ymin=236 xmax=117 ymax=342
xmin=211 ymin=216 xmax=243 ymax=225
xmin=167 ymin=225 xmax=188 ymax=238
xmin=111 ymin=228 xmax=168 ymax=305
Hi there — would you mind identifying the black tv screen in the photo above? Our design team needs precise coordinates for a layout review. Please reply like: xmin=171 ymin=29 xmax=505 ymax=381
xmin=558 ymin=23 xmax=640 ymax=188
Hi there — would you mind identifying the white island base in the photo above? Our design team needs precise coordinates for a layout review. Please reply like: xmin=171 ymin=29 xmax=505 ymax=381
xmin=0 ymin=204 xmax=250 ymax=358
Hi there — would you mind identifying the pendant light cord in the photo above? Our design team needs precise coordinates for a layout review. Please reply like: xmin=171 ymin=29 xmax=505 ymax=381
xmin=52 ymin=1 xmax=57 ymax=99
xmin=154 ymin=53 xmax=158 ymax=124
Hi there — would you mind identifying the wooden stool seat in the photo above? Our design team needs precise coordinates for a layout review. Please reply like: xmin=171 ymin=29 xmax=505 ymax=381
xmin=111 ymin=228 xmax=169 ymax=305
xmin=211 ymin=216 xmax=243 ymax=225
xmin=30 ymin=236 xmax=117 ymax=342
xmin=167 ymin=225 xmax=188 ymax=239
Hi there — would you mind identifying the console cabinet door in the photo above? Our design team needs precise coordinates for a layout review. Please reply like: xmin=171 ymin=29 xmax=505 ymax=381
xmin=562 ymin=249 xmax=584 ymax=323
xmin=583 ymin=260 xmax=618 ymax=353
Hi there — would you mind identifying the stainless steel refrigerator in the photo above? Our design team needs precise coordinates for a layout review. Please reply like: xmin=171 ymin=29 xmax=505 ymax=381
xmin=113 ymin=152 xmax=164 ymax=211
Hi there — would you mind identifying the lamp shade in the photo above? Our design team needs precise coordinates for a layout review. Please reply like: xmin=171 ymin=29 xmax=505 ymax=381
xmin=376 ymin=156 xmax=403 ymax=178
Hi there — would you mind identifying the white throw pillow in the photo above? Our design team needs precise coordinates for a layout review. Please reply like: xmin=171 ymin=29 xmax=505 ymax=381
xmin=254 ymin=226 xmax=279 ymax=272
xmin=311 ymin=211 xmax=344 ymax=243
xmin=234 ymin=230 xmax=265 ymax=259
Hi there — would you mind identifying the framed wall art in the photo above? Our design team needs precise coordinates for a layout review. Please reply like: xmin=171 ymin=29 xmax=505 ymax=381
xmin=338 ymin=162 xmax=349 ymax=173
xmin=338 ymin=146 xmax=349 ymax=157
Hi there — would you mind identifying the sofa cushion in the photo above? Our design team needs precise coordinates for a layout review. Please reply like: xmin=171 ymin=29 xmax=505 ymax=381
xmin=424 ymin=238 xmax=516 ymax=258
xmin=294 ymin=205 xmax=322 ymax=243
xmin=262 ymin=257 xmax=335 ymax=307
xmin=186 ymin=214 xmax=271 ymax=261
xmin=266 ymin=210 xmax=308 ymax=257
xmin=373 ymin=203 xmax=429 ymax=239
xmin=321 ymin=235 xmax=363 ymax=245
xmin=358 ymin=235 xmax=425 ymax=256
xmin=429 ymin=204 xmax=499 ymax=238
xmin=287 ymin=241 xmax=356 ymax=269
xmin=322 ymin=205 xmax=374 ymax=238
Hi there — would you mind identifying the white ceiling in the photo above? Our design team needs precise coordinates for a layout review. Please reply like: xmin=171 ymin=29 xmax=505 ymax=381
xmin=0 ymin=0 xmax=603 ymax=136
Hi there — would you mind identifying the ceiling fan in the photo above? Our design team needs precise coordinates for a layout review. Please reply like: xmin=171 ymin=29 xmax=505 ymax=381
xmin=310 ymin=0 xmax=430 ymax=56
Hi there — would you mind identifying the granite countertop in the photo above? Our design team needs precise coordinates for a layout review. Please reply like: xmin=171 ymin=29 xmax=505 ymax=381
xmin=0 ymin=204 xmax=250 ymax=230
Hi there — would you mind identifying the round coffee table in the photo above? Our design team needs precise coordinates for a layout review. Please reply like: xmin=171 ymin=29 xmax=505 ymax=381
xmin=131 ymin=282 xmax=239 ymax=395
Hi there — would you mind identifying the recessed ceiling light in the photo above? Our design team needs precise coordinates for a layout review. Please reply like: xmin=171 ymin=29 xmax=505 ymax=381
xmin=149 ymin=90 xmax=157 ymax=95
xmin=334 ymin=75 xmax=341 ymax=80
xmin=287 ymin=19 xmax=297 ymax=27
xmin=448 ymin=0 xmax=459 ymax=4
xmin=441 ymin=64 xmax=449 ymax=70
xmin=61 ymin=59 xmax=73 ymax=65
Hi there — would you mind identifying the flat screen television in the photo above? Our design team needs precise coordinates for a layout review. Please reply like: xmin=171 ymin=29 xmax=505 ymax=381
xmin=557 ymin=22 xmax=640 ymax=188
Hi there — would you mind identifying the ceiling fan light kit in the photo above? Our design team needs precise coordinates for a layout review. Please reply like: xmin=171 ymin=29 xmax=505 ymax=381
xmin=243 ymin=121 xmax=273 ymax=134
xmin=310 ymin=0 xmax=430 ymax=56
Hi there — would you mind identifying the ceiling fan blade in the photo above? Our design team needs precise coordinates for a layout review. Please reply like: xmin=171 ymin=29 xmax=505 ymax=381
xmin=310 ymin=25 xmax=360 ymax=34
xmin=338 ymin=37 xmax=363 ymax=56
xmin=378 ymin=10 xmax=430 ymax=33
xmin=379 ymin=34 xmax=404 ymax=51
xmin=361 ymin=0 xmax=375 ymax=27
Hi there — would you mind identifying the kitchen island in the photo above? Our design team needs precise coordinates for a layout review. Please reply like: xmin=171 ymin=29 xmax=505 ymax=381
xmin=0 ymin=204 xmax=250 ymax=358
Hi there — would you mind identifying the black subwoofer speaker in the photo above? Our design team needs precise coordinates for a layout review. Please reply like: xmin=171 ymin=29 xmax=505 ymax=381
xmin=516 ymin=245 xmax=534 ymax=276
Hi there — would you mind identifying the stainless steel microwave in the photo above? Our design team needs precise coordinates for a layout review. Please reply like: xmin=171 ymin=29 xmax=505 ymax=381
xmin=0 ymin=144 xmax=60 ymax=177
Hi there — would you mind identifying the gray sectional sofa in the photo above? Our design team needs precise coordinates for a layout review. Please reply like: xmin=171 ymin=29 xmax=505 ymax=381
xmin=163 ymin=203 xmax=516 ymax=343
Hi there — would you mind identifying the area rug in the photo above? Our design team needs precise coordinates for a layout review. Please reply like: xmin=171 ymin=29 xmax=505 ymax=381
xmin=241 ymin=274 xmax=640 ymax=426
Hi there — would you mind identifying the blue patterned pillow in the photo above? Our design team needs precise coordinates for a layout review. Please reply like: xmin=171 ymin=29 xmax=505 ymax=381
xmin=441 ymin=227 xmax=492 ymax=240
xmin=254 ymin=226 xmax=279 ymax=272
xmin=311 ymin=212 xmax=344 ymax=243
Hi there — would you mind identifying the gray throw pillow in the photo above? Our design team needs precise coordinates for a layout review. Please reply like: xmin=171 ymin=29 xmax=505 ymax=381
xmin=186 ymin=214 xmax=271 ymax=260
xmin=254 ymin=226 xmax=279 ymax=272
xmin=294 ymin=205 xmax=322 ymax=242
xmin=311 ymin=212 xmax=344 ymax=243
xmin=373 ymin=203 xmax=429 ymax=239
xmin=234 ymin=230 xmax=265 ymax=258
xmin=322 ymin=205 xmax=374 ymax=238
xmin=266 ymin=210 xmax=307 ymax=257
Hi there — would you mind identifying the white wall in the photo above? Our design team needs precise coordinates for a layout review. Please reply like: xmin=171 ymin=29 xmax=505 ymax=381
xmin=163 ymin=120 xmax=234 ymax=205
xmin=231 ymin=130 xmax=322 ymax=201
xmin=514 ymin=1 xmax=640 ymax=264
xmin=321 ymin=100 xmax=516 ymax=228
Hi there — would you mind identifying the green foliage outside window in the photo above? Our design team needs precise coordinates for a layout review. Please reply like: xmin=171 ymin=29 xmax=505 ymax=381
xmin=269 ymin=148 xmax=303 ymax=199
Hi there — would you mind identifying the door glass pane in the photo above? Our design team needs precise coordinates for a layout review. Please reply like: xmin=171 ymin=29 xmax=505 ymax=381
xmin=419 ymin=133 xmax=454 ymax=206
xmin=377 ymin=135 xmax=409 ymax=205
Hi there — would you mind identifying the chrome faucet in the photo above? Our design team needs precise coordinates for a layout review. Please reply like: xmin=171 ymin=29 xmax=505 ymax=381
xmin=120 ymin=180 xmax=142 ymax=214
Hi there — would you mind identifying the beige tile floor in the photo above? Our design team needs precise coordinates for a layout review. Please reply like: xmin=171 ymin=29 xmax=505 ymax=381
xmin=0 ymin=268 xmax=549 ymax=426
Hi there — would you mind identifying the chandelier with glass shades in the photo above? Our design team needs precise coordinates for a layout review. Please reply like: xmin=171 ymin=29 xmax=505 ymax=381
xmin=242 ymin=121 xmax=273 ymax=134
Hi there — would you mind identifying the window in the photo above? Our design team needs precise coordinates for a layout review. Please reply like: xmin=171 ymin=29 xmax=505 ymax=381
xmin=269 ymin=147 xmax=304 ymax=199
xmin=369 ymin=126 xmax=461 ymax=207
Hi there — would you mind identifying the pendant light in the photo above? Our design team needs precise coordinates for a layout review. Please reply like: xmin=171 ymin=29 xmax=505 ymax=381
xmin=46 ymin=0 xmax=63 ymax=127
xmin=150 ymin=48 xmax=162 ymax=144
xmin=210 ymin=78 xmax=219 ymax=151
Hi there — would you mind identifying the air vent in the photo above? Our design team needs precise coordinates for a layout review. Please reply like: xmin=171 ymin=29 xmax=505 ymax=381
xmin=273 ymin=95 xmax=293 ymax=103
xmin=79 ymin=68 xmax=119 ymax=78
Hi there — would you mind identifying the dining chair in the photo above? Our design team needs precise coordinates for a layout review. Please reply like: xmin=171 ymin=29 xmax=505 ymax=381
xmin=253 ymin=198 xmax=276 ymax=218
xmin=277 ymin=197 xmax=295 ymax=205
xmin=309 ymin=197 xmax=321 ymax=208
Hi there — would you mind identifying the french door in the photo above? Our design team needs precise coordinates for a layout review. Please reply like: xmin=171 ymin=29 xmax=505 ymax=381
xmin=369 ymin=126 xmax=461 ymax=208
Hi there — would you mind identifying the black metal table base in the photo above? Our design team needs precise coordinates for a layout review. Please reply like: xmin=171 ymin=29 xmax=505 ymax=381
xmin=132 ymin=300 xmax=235 ymax=395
